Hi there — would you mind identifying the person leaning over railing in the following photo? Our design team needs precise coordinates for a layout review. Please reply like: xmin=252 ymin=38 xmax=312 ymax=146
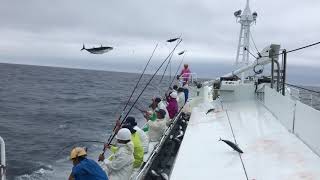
xmin=180 ymin=64 xmax=191 ymax=84
xmin=147 ymin=109 xmax=168 ymax=142
xmin=177 ymin=87 xmax=185 ymax=110
xmin=124 ymin=116 xmax=149 ymax=153
xmin=121 ymin=124 xmax=144 ymax=169
xmin=99 ymin=128 xmax=134 ymax=180
xmin=69 ymin=147 xmax=108 ymax=180
xmin=166 ymin=92 xmax=178 ymax=120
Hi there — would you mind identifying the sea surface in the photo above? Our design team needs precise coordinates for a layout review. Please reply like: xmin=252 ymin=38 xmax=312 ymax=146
xmin=0 ymin=63 xmax=171 ymax=180
xmin=0 ymin=63 xmax=319 ymax=180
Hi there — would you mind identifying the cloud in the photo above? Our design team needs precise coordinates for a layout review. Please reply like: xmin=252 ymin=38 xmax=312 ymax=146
xmin=0 ymin=0 xmax=320 ymax=76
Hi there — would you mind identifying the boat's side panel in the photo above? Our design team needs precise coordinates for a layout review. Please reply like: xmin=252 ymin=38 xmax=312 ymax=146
xmin=224 ymin=100 xmax=320 ymax=180
xmin=295 ymin=101 xmax=320 ymax=156
xmin=264 ymin=86 xmax=295 ymax=132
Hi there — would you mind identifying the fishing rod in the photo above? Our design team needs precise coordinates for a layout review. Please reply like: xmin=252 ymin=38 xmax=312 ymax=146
xmin=159 ymin=52 xmax=174 ymax=84
xmin=58 ymin=140 xmax=107 ymax=156
xmin=111 ymin=44 xmax=158 ymax=131
xmin=168 ymin=50 xmax=186 ymax=89
xmin=159 ymin=36 xmax=183 ymax=84
xmin=102 ymin=38 xmax=182 ymax=153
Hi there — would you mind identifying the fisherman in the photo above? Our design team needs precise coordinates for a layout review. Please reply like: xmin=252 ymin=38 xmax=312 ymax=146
xmin=180 ymin=64 xmax=191 ymax=84
xmin=147 ymin=109 xmax=168 ymax=142
xmin=177 ymin=87 xmax=185 ymax=110
xmin=166 ymin=92 xmax=179 ymax=119
xmin=69 ymin=147 xmax=108 ymax=180
xmin=144 ymin=102 xmax=157 ymax=122
xmin=99 ymin=128 xmax=134 ymax=180
xmin=172 ymin=85 xmax=178 ymax=93
xmin=142 ymin=101 xmax=158 ymax=132
xmin=154 ymin=97 xmax=170 ymax=120
xmin=124 ymin=116 xmax=149 ymax=153
xmin=121 ymin=124 xmax=144 ymax=168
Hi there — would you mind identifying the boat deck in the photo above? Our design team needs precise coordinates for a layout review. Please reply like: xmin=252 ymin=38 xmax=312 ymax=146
xmin=170 ymin=99 xmax=320 ymax=180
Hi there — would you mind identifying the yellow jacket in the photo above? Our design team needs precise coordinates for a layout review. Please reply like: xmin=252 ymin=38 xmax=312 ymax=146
xmin=108 ymin=133 xmax=144 ymax=168
xmin=131 ymin=132 xmax=144 ymax=168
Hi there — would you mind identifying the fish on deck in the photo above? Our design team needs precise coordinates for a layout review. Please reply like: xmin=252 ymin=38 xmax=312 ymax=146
xmin=81 ymin=44 xmax=113 ymax=54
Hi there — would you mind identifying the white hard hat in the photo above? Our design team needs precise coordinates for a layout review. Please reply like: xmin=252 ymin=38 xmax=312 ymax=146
xmin=170 ymin=91 xmax=178 ymax=99
xmin=70 ymin=147 xmax=87 ymax=160
xmin=116 ymin=128 xmax=132 ymax=141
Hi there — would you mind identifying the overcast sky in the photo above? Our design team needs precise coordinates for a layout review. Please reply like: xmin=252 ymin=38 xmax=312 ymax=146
xmin=0 ymin=0 xmax=319 ymax=83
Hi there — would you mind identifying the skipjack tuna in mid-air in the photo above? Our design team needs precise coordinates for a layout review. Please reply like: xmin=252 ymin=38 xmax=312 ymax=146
xmin=81 ymin=44 xmax=113 ymax=54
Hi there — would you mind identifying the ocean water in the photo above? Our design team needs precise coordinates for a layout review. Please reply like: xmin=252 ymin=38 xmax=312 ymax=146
xmin=0 ymin=63 xmax=171 ymax=180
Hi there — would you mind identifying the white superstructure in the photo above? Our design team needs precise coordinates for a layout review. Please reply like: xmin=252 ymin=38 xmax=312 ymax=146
xmin=134 ymin=1 xmax=320 ymax=179
xmin=235 ymin=0 xmax=257 ymax=67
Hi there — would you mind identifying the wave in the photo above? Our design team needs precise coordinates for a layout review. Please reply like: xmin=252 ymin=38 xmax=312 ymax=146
xmin=15 ymin=165 xmax=53 ymax=180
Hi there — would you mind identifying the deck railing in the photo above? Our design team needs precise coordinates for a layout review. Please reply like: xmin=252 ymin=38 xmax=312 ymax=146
xmin=0 ymin=136 xmax=6 ymax=180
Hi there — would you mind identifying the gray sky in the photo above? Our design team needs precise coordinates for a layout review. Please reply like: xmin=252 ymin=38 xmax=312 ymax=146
xmin=0 ymin=0 xmax=320 ymax=83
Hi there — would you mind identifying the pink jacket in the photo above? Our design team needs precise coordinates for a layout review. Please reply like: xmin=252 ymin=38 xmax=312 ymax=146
xmin=166 ymin=98 xmax=178 ymax=119
xmin=180 ymin=68 xmax=191 ymax=81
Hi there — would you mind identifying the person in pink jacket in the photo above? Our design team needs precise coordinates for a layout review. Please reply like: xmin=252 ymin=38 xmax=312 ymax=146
xmin=166 ymin=92 xmax=179 ymax=119
xmin=180 ymin=64 xmax=191 ymax=83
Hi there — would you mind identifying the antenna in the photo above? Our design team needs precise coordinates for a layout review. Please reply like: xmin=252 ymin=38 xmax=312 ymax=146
xmin=234 ymin=0 xmax=257 ymax=81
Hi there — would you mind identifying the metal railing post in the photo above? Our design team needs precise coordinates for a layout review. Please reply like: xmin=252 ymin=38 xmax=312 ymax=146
xmin=0 ymin=136 xmax=6 ymax=180
xmin=282 ymin=49 xmax=287 ymax=95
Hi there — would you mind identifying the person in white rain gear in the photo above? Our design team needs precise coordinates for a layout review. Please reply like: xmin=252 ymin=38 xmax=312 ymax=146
xmin=154 ymin=97 xmax=170 ymax=121
xmin=124 ymin=116 xmax=149 ymax=153
xmin=147 ymin=109 xmax=168 ymax=142
xmin=99 ymin=128 xmax=134 ymax=180
xmin=177 ymin=87 xmax=185 ymax=110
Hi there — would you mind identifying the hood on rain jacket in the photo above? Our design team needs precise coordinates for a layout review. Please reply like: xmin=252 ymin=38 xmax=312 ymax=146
xmin=101 ymin=142 xmax=134 ymax=180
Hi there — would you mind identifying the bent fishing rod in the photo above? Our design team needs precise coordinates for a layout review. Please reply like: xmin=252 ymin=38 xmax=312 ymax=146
xmin=58 ymin=140 xmax=107 ymax=156
xmin=103 ymin=38 xmax=182 ymax=153
xmin=159 ymin=51 xmax=174 ymax=84
xmin=114 ymin=44 xmax=158 ymax=126
xmin=158 ymin=36 xmax=182 ymax=84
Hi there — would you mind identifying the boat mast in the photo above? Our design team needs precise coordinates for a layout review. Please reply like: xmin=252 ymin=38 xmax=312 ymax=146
xmin=234 ymin=0 xmax=257 ymax=81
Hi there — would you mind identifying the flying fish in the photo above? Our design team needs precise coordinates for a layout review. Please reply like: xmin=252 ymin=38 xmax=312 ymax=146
xmin=81 ymin=44 xmax=113 ymax=54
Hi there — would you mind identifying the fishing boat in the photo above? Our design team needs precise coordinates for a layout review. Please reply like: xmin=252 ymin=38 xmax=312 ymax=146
xmin=1 ymin=1 xmax=320 ymax=180
xmin=129 ymin=0 xmax=320 ymax=179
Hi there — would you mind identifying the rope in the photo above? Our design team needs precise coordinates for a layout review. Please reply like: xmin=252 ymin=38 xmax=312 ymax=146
xmin=244 ymin=47 xmax=257 ymax=59
xmin=250 ymin=32 xmax=260 ymax=54
xmin=287 ymin=41 xmax=320 ymax=53
xmin=259 ymin=41 xmax=320 ymax=58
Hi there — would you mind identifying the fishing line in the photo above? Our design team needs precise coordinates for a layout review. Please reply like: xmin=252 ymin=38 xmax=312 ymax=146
xmin=168 ymin=51 xmax=186 ymax=89
xmin=58 ymin=140 xmax=106 ymax=156
xmin=116 ymin=44 xmax=158 ymax=120
xmin=222 ymin=103 xmax=249 ymax=180
xmin=103 ymin=38 xmax=183 ymax=151
xmin=159 ymin=52 xmax=174 ymax=84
